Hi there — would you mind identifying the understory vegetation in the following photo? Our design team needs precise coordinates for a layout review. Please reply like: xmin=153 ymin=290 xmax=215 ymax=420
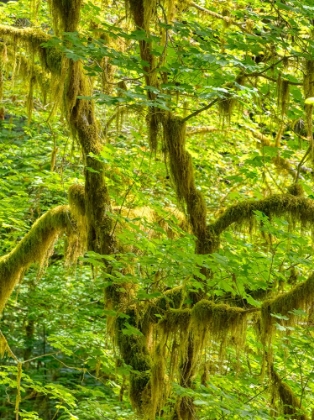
xmin=0 ymin=0 xmax=314 ymax=419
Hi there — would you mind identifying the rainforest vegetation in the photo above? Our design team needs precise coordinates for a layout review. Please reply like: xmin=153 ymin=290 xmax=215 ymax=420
xmin=0 ymin=0 xmax=314 ymax=418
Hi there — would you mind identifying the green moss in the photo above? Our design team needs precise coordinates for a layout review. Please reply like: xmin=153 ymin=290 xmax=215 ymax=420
xmin=26 ymin=74 xmax=35 ymax=123
xmin=163 ymin=114 xmax=208 ymax=252
xmin=271 ymin=366 xmax=309 ymax=420
xmin=288 ymin=184 xmax=304 ymax=197
xmin=150 ymin=342 xmax=168 ymax=419
xmin=49 ymin=0 xmax=82 ymax=33
xmin=0 ymin=25 xmax=50 ymax=46
xmin=115 ymin=310 xmax=152 ymax=416
xmin=208 ymin=194 xmax=314 ymax=252
xmin=39 ymin=46 xmax=62 ymax=74
xmin=63 ymin=59 xmax=113 ymax=254
xmin=173 ymin=395 xmax=196 ymax=420
xmin=0 ymin=206 xmax=72 ymax=313
xmin=191 ymin=299 xmax=246 ymax=342
xmin=147 ymin=109 xmax=159 ymax=152
xmin=261 ymin=273 xmax=314 ymax=340
xmin=280 ymin=79 xmax=289 ymax=116
xmin=159 ymin=308 xmax=191 ymax=336
xmin=127 ymin=0 xmax=157 ymax=31
xmin=65 ymin=184 xmax=87 ymax=264
xmin=68 ymin=184 xmax=85 ymax=216
xmin=218 ymin=95 xmax=235 ymax=123
xmin=0 ymin=25 xmax=62 ymax=77
xmin=0 ymin=42 xmax=6 ymax=101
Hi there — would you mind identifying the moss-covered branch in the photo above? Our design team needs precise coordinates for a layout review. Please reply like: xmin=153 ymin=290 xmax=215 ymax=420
xmin=0 ymin=205 xmax=72 ymax=313
xmin=126 ymin=0 xmax=160 ymax=151
xmin=207 ymin=193 xmax=314 ymax=252
xmin=0 ymin=24 xmax=62 ymax=75
xmin=163 ymin=115 xmax=208 ymax=254
xmin=261 ymin=273 xmax=314 ymax=338
xmin=0 ymin=25 xmax=50 ymax=45
xmin=271 ymin=365 xmax=309 ymax=420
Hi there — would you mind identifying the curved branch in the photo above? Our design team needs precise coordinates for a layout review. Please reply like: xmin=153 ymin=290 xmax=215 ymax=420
xmin=0 ymin=205 xmax=72 ymax=313
xmin=262 ymin=272 xmax=314 ymax=337
xmin=207 ymin=193 xmax=314 ymax=251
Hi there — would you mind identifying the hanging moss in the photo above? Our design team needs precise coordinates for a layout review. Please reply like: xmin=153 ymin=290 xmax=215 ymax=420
xmin=218 ymin=95 xmax=235 ymax=123
xmin=39 ymin=46 xmax=62 ymax=75
xmin=114 ymin=310 xmax=152 ymax=416
xmin=159 ymin=308 xmax=191 ymax=336
xmin=142 ymin=286 xmax=184 ymax=334
xmin=66 ymin=184 xmax=87 ymax=263
xmin=190 ymin=299 xmax=247 ymax=352
xmin=0 ymin=24 xmax=62 ymax=77
xmin=161 ymin=112 xmax=212 ymax=418
xmin=208 ymin=193 xmax=314 ymax=252
xmin=47 ymin=60 xmax=67 ymax=119
xmin=49 ymin=0 xmax=82 ymax=33
xmin=64 ymin=60 xmax=113 ymax=254
xmin=271 ymin=366 xmax=309 ymax=420
xmin=68 ymin=184 xmax=86 ymax=217
xmin=158 ymin=308 xmax=191 ymax=377
xmin=26 ymin=74 xmax=35 ymax=123
xmin=0 ymin=205 xmax=72 ymax=313
xmin=261 ymin=273 xmax=314 ymax=340
xmin=0 ymin=42 xmax=7 ymax=102
xmin=147 ymin=109 xmax=160 ymax=152
xmin=287 ymin=184 xmax=304 ymax=197
xmin=127 ymin=0 xmax=158 ymax=81
xmin=280 ymin=79 xmax=289 ymax=116
xmin=218 ymin=75 xmax=245 ymax=123
xmin=0 ymin=25 xmax=50 ymax=46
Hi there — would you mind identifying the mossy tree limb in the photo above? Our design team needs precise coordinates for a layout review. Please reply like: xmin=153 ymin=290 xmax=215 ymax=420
xmin=0 ymin=25 xmax=50 ymax=45
xmin=161 ymin=116 xmax=207 ymax=416
xmin=261 ymin=273 xmax=314 ymax=340
xmin=0 ymin=24 xmax=62 ymax=76
xmin=0 ymin=205 xmax=73 ymax=313
xmin=65 ymin=60 xmax=113 ymax=254
xmin=207 ymin=193 xmax=314 ymax=252
xmin=271 ymin=365 xmax=309 ymax=420
xmin=126 ymin=0 xmax=159 ymax=151
xmin=47 ymin=0 xmax=113 ymax=255
xmin=49 ymin=0 xmax=82 ymax=34
xmin=51 ymin=2 xmax=152 ymax=414
xmin=115 ymin=310 xmax=152 ymax=417
xmin=163 ymin=115 xmax=208 ymax=254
